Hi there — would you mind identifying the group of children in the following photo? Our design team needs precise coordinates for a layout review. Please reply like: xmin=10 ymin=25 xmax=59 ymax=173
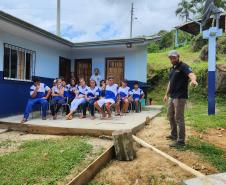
xmin=21 ymin=75 xmax=144 ymax=123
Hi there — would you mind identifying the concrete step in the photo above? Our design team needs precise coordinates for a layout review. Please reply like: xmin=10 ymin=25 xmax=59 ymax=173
xmin=142 ymin=105 xmax=163 ymax=111
xmin=182 ymin=173 xmax=226 ymax=185
xmin=0 ymin=129 xmax=8 ymax=134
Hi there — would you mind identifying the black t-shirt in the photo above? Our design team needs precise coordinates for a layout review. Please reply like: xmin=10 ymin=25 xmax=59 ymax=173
xmin=169 ymin=61 xmax=192 ymax=99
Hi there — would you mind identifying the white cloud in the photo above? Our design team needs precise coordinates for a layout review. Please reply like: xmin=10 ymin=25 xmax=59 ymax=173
xmin=0 ymin=0 xmax=182 ymax=42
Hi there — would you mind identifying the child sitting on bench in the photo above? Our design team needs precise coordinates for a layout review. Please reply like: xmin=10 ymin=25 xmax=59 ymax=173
xmin=94 ymin=76 xmax=118 ymax=118
xmin=130 ymin=81 xmax=144 ymax=112
xmin=80 ymin=79 xmax=100 ymax=120
xmin=21 ymin=77 xmax=51 ymax=123
xmin=116 ymin=79 xmax=130 ymax=115
xmin=66 ymin=78 xmax=88 ymax=120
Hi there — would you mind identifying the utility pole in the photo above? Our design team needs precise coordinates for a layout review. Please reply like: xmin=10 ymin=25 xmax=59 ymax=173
xmin=57 ymin=0 xmax=61 ymax=36
xmin=130 ymin=3 xmax=134 ymax=38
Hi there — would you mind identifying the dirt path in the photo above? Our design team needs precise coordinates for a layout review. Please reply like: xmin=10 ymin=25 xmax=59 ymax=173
xmin=136 ymin=117 xmax=217 ymax=175
xmin=92 ymin=117 xmax=218 ymax=185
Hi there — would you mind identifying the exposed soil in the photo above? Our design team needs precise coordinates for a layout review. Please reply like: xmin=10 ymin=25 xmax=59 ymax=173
xmin=195 ymin=128 xmax=226 ymax=150
xmin=92 ymin=117 xmax=218 ymax=185
xmin=136 ymin=117 xmax=217 ymax=175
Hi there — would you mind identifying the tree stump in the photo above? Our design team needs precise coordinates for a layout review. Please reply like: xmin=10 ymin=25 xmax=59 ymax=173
xmin=112 ymin=129 xmax=136 ymax=161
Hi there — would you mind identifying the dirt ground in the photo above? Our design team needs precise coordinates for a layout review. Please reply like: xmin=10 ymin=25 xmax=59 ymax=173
xmin=196 ymin=128 xmax=226 ymax=150
xmin=92 ymin=117 xmax=219 ymax=185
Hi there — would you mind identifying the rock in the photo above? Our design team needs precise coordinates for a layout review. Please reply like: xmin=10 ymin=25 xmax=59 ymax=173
xmin=199 ymin=45 xmax=208 ymax=61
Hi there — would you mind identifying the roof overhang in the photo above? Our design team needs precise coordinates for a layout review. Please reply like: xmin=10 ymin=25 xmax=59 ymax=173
xmin=0 ymin=10 xmax=161 ymax=50
xmin=0 ymin=11 xmax=73 ymax=47
xmin=72 ymin=36 xmax=161 ymax=49
xmin=175 ymin=12 xmax=226 ymax=35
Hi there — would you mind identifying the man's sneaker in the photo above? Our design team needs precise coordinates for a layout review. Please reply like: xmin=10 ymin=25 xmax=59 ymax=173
xmin=42 ymin=117 xmax=47 ymax=120
xmin=166 ymin=135 xmax=177 ymax=141
xmin=169 ymin=141 xmax=185 ymax=148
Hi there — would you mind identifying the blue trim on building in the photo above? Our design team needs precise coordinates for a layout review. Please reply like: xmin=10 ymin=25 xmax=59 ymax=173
xmin=0 ymin=75 xmax=149 ymax=118
xmin=0 ymin=71 xmax=54 ymax=118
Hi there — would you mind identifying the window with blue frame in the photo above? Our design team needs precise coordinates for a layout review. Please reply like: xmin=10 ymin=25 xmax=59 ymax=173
xmin=3 ymin=43 xmax=36 ymax=81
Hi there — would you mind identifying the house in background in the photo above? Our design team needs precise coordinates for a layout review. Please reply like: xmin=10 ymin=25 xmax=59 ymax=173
xmin=174 ymin=13 xmax=226 ymax=47
xmin=0 ymin=11 xmax=160 ymax=117
xmin=175 ymin=12 xmax=226 ymax=36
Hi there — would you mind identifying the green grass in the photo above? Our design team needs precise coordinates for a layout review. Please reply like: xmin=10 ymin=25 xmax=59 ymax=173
xmin=148 ymin=173 xmax=177 ymax=185
xmin=185 ymin=96 xmax=226 ymax=132
xmin=148 ymin=45 xmax=202 ymax=70
xmin=148 ymin=45 xmax=226 ymax=71
xmin=186 ymin=137 xmax=226 ymax=172
xmin=0 ymin=140 xmax=16 ymax=147
xmin=0 ymin=137 xmax=93 ymax=185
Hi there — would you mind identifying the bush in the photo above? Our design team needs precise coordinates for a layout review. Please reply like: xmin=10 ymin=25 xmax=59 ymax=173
xmin=199 ymin=45 xmax=208 ymax=61
xmin=147 ymin=42 xmax=160 ymax=53
xmin=189 ymin=66 xmax=208 ymax=97
xmin=159 ymin=31 xmax=174 ymax=50
xmin=191 ymin=34 xmax=208 ymax=52
xmin=217 ymin=34 xmax=226 ymax=54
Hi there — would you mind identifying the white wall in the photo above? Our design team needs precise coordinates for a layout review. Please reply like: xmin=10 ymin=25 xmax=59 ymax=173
xmin=0 ymin=30 xmax=148 ymax=82
xmin=0 ymin=31 xmax=72 ymax=79
xmin=73 ymin=45 xmax=147 ymax=82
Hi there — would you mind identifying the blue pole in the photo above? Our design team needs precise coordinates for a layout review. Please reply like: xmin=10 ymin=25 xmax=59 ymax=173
xmin=207 ymin=31 xmax=216 ymax=115
xmin=203 ymin=27 xmax=222 ymax=115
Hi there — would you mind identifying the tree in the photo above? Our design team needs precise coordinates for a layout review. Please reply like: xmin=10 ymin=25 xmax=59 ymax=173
xmin=190 ymin=0 xmax=205 ymax=18
xmin=176 ymin=0 xmax=226 ymax=20
xmin=158 ymin=30 xmax=174 ymax=50
xmin=175 ymin=0 xmax=196 ymax=21
xmin=193 ymin=0 xmax=226 ymax=17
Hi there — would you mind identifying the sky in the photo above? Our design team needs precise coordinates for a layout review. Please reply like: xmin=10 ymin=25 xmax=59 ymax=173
xmin=0 ymin=0 xmax=182 ymax=42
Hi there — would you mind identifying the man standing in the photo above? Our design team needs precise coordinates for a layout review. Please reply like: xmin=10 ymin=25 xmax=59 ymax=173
xmin=163 ymin=50 xmax=198 ymax=147
xmin=90 ymin=68 xmax=103 ymax=87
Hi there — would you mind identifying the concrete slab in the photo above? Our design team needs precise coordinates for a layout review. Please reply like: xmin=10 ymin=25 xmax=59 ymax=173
xmin=182 ymin=173 xmax=226 ymax=185
xmin=0 ymin=105 xmax=162 ymax=136
xmin=0 ymin=129 xmax=8 ymax=134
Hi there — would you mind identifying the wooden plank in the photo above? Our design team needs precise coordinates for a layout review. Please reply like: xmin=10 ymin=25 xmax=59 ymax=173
xmin=132 ymin=135 xmax=205 ymax=177
xmin=0 ymin=121 xmax=113 ymax=137
xmin=67 ymin=145 xmax=115 ymax=185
